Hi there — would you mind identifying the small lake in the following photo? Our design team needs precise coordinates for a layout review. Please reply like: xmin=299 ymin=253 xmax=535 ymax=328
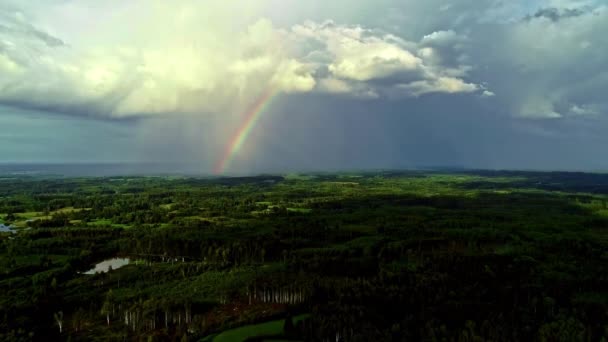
xmin=84 ymin=258 xmax=130 ymax=274
xmin=0 ymin=223 xmax=15 ymax=233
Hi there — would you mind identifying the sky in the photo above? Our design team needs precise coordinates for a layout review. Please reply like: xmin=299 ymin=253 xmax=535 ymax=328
xmin=0 ymin=0 xmax=607 ymax=173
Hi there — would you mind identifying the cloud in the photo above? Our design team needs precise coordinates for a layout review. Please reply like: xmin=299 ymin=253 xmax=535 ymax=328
xmin=396 ymin=77 xmax=478 ymax=96
xmin=519 ymin=97 xmax=563 ymax=119
xmin=0 ymin=3 xmax=317 ymax=119
xmin=0 ymin=0 xmax=605 ymax=123
xmin=0 ymin=2 xmax=484 ymax=119
xmin=465 ymin=3 xmax=608 ymax=119
xmin=527 ymin=7 xmax=587 ymax=21
xmin=291 ymin=21 xmax=480 ymax=98
xmin=2 ymin=0 xmax=608 ymax=172
xmin=569 ymin=104 xmax=598 ymax=116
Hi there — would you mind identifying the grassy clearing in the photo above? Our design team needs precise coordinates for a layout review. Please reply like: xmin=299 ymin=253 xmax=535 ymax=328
xmin=256 ymin=201 xmax=273 ymax=205
xmin=88 ymin=219 xmax=113 ymax=226
xmin=286 ymin=208 xmax=312 ymax=213
xmin=16 ymin=211 xmax=42 ymax=220
xmin=8 ymin=207 xmax=90 ymax=227
xmin=87 ymin=219 xmax=131 ymax=229
xmin=284 ymin=174 xmax=316 ymax=181
xmin=595 ymin=209 xmax=608 ymax=217
xmin=210 ymin=314 xmax=310 ymax=342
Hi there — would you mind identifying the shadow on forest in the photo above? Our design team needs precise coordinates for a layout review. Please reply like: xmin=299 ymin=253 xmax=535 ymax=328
xmin=455 ymin=170 xmax=608 ymax=194
xmin=286 ymin=190 xmax=608 ymax=341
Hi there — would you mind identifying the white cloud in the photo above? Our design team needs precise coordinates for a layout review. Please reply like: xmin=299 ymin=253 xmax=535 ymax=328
xmin=0 ymin=54 xmax=22 ymax=74
xmin=0 ymin=4 xmax=484 ymax=118
xmin=291 ymin=21 xmax=480 ymax=98
xmin=13 ymin=0 xmax=606 ymax=121
xmin=421 ymin=30 xmax=462 ymax=46
xmin=317 ymin=78 xmax=353 ymax=94
xmin=519 ymin=97 xmax=562 ymax=119
xmin=327 ymin=44 xmax=421 ymax=82
xmin=569 ymin=104 xmax=598 ymax=116
xmin=397 ymin=77 xmax=478 ymax=96
xmin=0 ymin=3 xmax=316 ymax=118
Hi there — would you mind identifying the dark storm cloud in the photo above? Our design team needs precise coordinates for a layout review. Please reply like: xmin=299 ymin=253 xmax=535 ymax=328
xmin=246 ymin=91 xmax=608 ymax=172
xmin=528 ymin=7 xmax=587 ymax=21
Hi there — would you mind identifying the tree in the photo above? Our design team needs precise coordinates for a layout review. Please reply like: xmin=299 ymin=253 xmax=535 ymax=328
xmin=5 ymin=213 xmax=16 ymax=222
xmin=53 ymin=311 xmax=63 ymax=334
xmin=72 ymin=308 xmax=86 ymax=332
xmin=101 ymin=289 xmax=115 ymax=326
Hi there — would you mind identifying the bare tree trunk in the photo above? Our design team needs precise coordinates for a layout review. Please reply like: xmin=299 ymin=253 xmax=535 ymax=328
xmin=53 ymin=312 xmax=63 ymax=334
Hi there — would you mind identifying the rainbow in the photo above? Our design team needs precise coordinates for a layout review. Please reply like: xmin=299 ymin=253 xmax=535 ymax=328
xmin=214 ymin=88 xmax=277 ymax=174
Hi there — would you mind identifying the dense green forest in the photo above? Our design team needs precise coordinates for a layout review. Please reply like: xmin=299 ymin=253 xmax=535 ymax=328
xmin=1 ymin=170 xmax=607 ymax=341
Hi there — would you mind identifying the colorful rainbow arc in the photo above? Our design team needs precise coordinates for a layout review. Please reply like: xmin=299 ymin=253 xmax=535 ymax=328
xmin=214 ymin=88 xmax=277 ymax=174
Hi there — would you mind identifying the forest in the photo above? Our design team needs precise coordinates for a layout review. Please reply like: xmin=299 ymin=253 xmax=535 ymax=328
xmin=1 ymin=170 xmax=607 ymax=341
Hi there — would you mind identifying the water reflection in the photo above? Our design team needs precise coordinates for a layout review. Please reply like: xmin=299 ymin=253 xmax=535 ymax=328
xmin=0 ymin=224 xmax=15 ymax=233
xmin=84 ymin=258 xmax=130 ymax=274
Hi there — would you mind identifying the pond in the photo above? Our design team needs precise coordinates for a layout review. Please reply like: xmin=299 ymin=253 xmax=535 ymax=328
xmin=84 ymin=258 xmax=130 ymax=274
xmin=0 ymin=223 xmax=15 ymax=233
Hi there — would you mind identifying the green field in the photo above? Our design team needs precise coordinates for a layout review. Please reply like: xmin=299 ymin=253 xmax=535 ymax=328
xmin=206 ymin=314 xmax=310 ymax=342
